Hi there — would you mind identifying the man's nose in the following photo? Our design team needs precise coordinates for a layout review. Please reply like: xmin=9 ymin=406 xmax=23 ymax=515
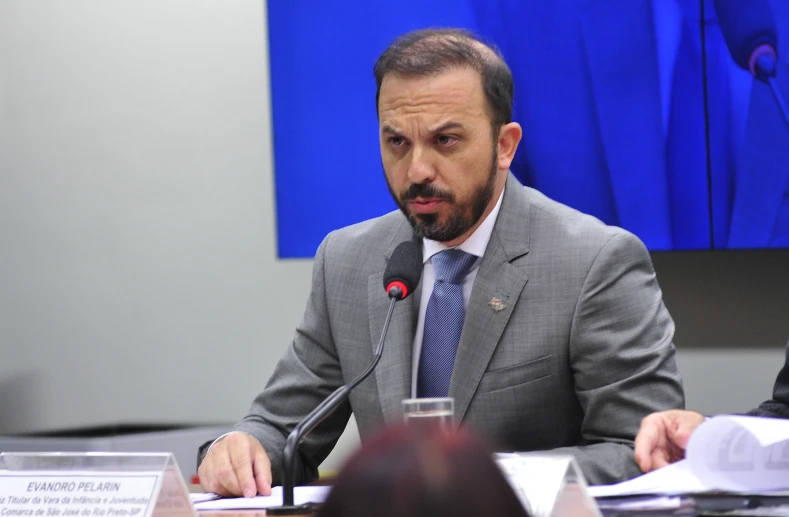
xmin=407 ymin=146 xmax=437 ymax=184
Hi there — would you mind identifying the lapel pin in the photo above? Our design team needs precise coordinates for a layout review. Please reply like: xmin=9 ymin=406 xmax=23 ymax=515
xmin=489 ymin=297 xmax=507 ymax=312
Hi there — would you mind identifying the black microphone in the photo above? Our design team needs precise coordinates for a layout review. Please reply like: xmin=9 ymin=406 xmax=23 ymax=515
xmin=268 ymin=239 xmax=423 ymax=515
xmin=714 ymin=0 xmax=789 ymax=128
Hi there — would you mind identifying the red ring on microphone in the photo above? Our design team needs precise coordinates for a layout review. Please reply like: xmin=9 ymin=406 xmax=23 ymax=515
xmin=386 ymin=280 xmax=408 ymax=299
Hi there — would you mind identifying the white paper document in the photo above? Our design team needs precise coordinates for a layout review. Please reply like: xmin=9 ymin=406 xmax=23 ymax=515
xmin=189 ymin=492 xmax=221 ymax=504
xmin=588 ymin=459 xmax=706 ymax=497
xmin=192 ymin=486 xmax=331 ymax=510
xmin=588 ymin=415 xmax=789 ymax=497
xmin=596 ymin=496 xmax=686 ymax=512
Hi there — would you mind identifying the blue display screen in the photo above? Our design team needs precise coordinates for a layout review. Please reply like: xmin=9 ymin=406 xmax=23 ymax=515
xmin=269 ymin=0 xmax=789 ymax=257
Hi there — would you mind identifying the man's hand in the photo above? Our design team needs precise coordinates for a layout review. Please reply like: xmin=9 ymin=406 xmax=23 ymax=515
xmin=198 ymin=432 xmax=272 ymax=497
xmin=634 ymin=410 xmax=705 ymax=473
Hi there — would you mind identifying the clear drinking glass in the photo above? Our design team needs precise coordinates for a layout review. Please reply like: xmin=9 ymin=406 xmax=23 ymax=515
xmin=402 ymin=397 xmax=454 ymax=429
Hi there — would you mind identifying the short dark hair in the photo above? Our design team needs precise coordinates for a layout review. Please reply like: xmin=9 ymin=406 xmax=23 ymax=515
xmin=373 ymin=28 xmax=514 ymax=133
xmin=315 ymin=424 xmax=531 ymax=517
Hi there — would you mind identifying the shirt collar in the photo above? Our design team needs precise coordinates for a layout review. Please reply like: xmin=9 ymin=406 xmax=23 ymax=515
xmin=422 ymin=185 xmax=505 ymax=264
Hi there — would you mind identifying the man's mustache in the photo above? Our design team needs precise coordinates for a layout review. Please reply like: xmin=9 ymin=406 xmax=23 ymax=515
xmin=400 ymin=183 xmax=455 ymax=203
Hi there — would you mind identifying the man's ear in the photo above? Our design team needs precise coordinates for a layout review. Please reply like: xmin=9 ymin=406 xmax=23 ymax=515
xmin=496 ymin=122 xmax=522 ymax=170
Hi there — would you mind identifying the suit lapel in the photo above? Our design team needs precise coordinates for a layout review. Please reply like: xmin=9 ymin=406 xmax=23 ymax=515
xmin=580 ymin=0 xmax=672 ymax=247
xmin=449 ymin=174 xmax=530 ymax=422
xmin=728 ymin=62 xmax=789 ymax=247
xmin=369 ymin=221 xmax=419 ymax=422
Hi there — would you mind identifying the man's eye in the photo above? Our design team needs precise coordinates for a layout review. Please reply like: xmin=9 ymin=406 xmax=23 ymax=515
xmin=388 ymin=137 xmax=404 ymax=146
xmin=436 ymin=135 xmax=457 ymax=146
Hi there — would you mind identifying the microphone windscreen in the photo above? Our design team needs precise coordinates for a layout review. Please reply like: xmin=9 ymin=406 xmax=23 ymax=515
xmin=383 ymin=240 xmax=423 ymax=298
xmin=714 ymin=0 xmax=777 ymax=71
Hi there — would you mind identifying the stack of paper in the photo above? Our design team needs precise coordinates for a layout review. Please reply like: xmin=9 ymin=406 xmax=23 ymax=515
xmin=188 ymin=492 xmax=220 ymax=504
xmin=190 ymin=486 xmax=331 ymax=510
xmin=589 ymin=415 xmax=789 ymax=497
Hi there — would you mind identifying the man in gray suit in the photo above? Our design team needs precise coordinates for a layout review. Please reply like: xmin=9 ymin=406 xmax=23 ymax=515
xmin=198 ymin=28 xmax=685 ymax=496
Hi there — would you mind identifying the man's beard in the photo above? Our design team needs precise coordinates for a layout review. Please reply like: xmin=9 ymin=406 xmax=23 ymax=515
xmin=387 ymin=152 xmax=499 ymax=243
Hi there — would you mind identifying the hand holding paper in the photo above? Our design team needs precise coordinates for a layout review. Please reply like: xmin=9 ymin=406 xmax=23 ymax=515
xmin=634 ymin=410 xmax=706 ymax=472
xmin=592 ymin=415 xmax=789 ymax=497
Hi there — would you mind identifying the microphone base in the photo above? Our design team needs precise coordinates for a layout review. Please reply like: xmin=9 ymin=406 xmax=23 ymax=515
xmin=266 ymin=503 xmax=320 ymax=515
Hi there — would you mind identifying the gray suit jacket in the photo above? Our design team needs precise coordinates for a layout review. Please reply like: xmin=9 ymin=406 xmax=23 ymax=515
xmin=229 ymin=174 xmax=685 ymax=485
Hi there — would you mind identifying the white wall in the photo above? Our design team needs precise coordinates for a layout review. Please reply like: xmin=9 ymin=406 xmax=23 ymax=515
xmin=678 ymin=349 xmax=785 ymax=414
xmin=0 ymin=0 xmax=316 ymax=431
xmin=0 ymin=0 xmax=784 ymax=473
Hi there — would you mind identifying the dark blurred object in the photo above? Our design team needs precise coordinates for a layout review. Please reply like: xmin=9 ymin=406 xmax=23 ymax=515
xmin=315 ymin=424 xmax=530 ymax=517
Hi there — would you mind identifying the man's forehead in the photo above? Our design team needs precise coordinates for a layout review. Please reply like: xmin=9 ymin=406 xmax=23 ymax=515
xmin=378 ymin=69 xmax=485 ymax=111
xmin=378 ymin=100 xmax=483 ymax=133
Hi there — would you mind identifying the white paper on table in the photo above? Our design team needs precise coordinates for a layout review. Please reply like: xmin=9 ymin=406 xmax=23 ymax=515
xmin=727 ymin=416 xmax=789 ymax=446
xmin=687 ymin=415 xmax=789 ymax=492
xmin=189 ymin=492 xmax=221 ymax=504
xmin=192 ymin=486 xmax=331 ymax=510
xmin=590 ymin=415 xmax=789 ymax=497
xmin=596 ymin=496 xmax=685 ymax=511
xmin=587 ymin=460 xmax=706 ymax=497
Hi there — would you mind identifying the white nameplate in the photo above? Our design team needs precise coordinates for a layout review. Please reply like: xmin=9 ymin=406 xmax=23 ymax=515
xmin=496 ymin=453 xmax=602 ymax=517
xmin=0 ymin=473 xmax=161 ymax=517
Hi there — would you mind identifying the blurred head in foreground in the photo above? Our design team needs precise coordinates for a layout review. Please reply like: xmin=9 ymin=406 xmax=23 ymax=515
xmin=315 ymin=424 xmax=530 ymax=517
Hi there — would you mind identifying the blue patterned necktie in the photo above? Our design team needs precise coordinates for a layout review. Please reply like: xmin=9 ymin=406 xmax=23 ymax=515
xmin=417 ymin=249 xmax=477 ymax=398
